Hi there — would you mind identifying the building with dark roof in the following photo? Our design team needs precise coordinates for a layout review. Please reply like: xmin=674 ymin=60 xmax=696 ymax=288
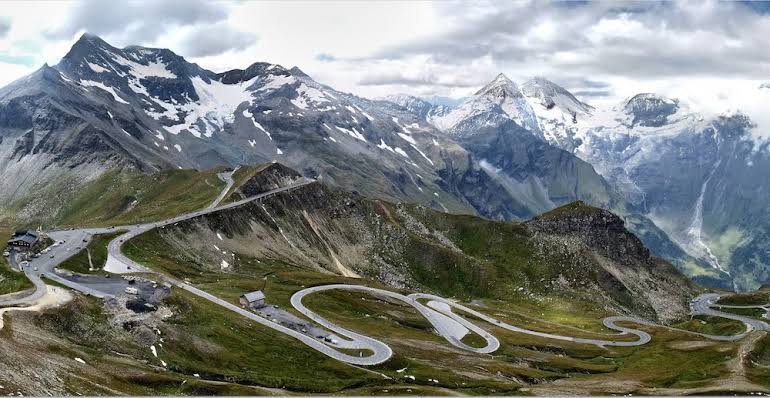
xmin=7 ymin=231 xmax=38 ymax=250
xmin=239 ymin=290 xmax=266 ymax=309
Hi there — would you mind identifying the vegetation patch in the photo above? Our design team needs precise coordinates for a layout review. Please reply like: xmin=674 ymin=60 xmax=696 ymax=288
xmin=673 ymin=315 xmax=746 ymax=336
xmin=0 ymin=263 xmax=32 ymax=295
xmin=55 ymin=167 xmax=226 ymax=227
xmin=57 ymin=231 xmax=126 ymax=274
xmin=717 ymin=292 xmax=769 ymax=306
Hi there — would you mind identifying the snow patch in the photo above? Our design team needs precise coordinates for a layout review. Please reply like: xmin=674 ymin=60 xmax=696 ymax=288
xmin=335 ymin=126 xmax=366 ymax=142
xmin=79 ymin=80 xmax=130 ymax=104
xmin=87 ymin=62 xmax=109 ymax=73
xmin=162 ymin=76 xmax=258 ymax=138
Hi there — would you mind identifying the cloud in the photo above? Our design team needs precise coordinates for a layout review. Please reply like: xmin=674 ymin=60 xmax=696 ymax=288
xmin=0 ymin=53 xmax=35 ymax=66
xmin=315 ymin=53 xmax=336 ymax=62
xmin=177 ymin=23 xmax=257 ymax=58
xmin=0 ymin=18 xmax=10 ymax=38
xmin=573 ymin=90 xmax=612 ymax=98
xmin=45 ymin=0 xmax=227 ymax=43
xmin=346 ymin=1 xmax=770 ymax=96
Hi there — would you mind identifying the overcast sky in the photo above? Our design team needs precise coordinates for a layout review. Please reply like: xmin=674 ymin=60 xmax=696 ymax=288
xmin=1 ymin=0 xmax=769 ymax=112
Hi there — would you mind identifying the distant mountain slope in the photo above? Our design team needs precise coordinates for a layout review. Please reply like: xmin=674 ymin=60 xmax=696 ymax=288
xmin=135 ymin=166 xmax=697 ymax=323
xmin=424 ymin=73 xmax=621 ymax=219
xmin=0 ymin=34 xmax=518 ymax=225
xmin=411 ymin=73 xmax=770 ymax=291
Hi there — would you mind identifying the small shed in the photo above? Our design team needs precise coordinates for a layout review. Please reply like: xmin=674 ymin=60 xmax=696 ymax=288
xmin=240 ymin=290 xmax=266 ymax=309
xmin=7 ymin=231 xmax=38 ymax=250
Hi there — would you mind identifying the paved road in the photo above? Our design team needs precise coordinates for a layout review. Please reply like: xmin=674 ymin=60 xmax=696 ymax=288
xmin=209 ymin=167 xmax=239 ymax=209
xmin=689 ymin=293 xmax=770 ymax=340
xmin=287 ymin=286 xmax=651 ymax=367
xmin=104 ymin=179 xmax=315 ymax=275
xmin=1 ymin=179 xmax=313 ymax=306
xmin=712 ymin=301 xmax=770 ymax=320
xmin=3 ymin=175 xmax=769 ymax=367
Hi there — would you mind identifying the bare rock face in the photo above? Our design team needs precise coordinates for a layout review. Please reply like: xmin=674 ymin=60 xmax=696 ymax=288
xmin=527 ymin=201 xmax=650 ymax=262
xmin=526 ymin=201 xmax=699 ymax=324
xmin=236 ymin=163 xmax=303 ymax=198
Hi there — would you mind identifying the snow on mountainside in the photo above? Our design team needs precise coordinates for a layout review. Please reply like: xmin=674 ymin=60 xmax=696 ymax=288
xmin=3 ymin=33 xmax=567 ymax=229
xmin=418 ymin=73 xmax=620 ymax=221
xmin=380 ymin=94 xmax=453 ymax=125
xmin=0 ymin=33 xmax=486 ymax=222
xmin=432 ymin=73 xmax=541 ymax=133
xmin=422 ymin=73 xmax=770 ymax=290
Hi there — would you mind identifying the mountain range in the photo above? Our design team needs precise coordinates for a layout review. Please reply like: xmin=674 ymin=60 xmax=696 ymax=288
xmin=1 ymin=33 xmax=769 ymax=290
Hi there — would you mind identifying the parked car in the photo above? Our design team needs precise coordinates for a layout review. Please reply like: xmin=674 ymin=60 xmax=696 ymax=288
xmin=3 ymin=251 xmax=10 ymax=257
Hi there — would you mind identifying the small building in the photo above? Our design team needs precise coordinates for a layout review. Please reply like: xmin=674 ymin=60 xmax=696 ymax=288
xmin=7 ymin=230 xmax=38 ymax=250
xmin=240 ymin=290 xmax=266 ymax=309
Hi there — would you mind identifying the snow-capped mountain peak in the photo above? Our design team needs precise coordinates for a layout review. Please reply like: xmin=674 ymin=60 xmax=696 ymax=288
xmin=474 ymin=73 xmax=522 ymax=99
xmin=622 ymin=93 xmax=680 ymax=127
xmin=521 ymin=77 xmax=593 ymax=117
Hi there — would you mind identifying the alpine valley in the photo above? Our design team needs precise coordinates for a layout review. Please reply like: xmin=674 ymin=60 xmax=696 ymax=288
xmin=3 ymin=33 xmax=770 ymax=396
xmin=2 ymin=34 xmax=769 ymax=290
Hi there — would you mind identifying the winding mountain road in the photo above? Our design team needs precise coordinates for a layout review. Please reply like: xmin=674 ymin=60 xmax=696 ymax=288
xmin=2 ymin=175 xmax=769 ymax=366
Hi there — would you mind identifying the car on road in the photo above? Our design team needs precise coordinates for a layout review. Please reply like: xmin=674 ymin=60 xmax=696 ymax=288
xmin=50 ymin=254 xmax=55 ymax=258
xmin=19 ymin=261 xmax=29 ymax=267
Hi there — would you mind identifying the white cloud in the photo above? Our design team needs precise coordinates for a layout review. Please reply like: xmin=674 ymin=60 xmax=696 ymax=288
xmin=0 ymin=0 xmax=769 ymax=118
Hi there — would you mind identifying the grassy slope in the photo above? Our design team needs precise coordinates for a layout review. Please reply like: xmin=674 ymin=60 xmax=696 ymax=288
xmin=718 ymin=292 xmax=769 ymax=306
xmin=121 ymin=227 xmax=745 ymax=393
xmin=20 ymin=289 xmax=376 ymax=394
xmin=221 ymin=164 xmax=271 ymax=203
xmin=0 ymin=226 xmax=32 ymax=295
xmin=0 ymin=263 xmax=32 ymax=295
xmin=673 ymin=316 xmax=746 ymax=336
xmin=57 ymin=231 xmax=126 ymax=274
xmin=54 ymin=167 xmax=226 ymax=228
xmin=748 ymin=333 xmax=770 ymax=388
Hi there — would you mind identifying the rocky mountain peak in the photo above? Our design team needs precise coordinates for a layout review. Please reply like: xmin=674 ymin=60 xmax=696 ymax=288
xmin=624 ymin=93 xmax=680 ymax=127
xmin=527 ymin=201 xmax=651 ymax=261
xmin=521 ymin=77 xmax=593 ymax=115
xmin=61 ymin=33 xmax=114 ymax=63
xmin=218 ymin=61 xmax=290 ymax=84
xmin=475 ymin=73 xmax=523 ymax=98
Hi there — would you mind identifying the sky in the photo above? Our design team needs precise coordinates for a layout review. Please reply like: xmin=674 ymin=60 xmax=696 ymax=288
xmin=1 ymin=0 xmax=770 ymax=115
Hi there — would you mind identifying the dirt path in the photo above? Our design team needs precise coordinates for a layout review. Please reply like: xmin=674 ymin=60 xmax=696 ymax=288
xmin=0 ymin=286 xmax=73 ymax=330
